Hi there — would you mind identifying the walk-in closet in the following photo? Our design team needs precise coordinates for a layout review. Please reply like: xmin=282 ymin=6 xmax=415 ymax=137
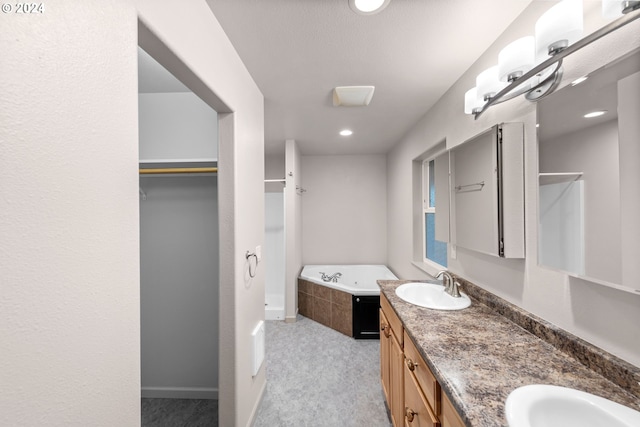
xmin=264 ymin=178 xmax=285 ymax=320
xmin=138 ymin=46 xmax=220 ymax=414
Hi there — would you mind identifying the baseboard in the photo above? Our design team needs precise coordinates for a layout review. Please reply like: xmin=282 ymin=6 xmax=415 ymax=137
xmin=284 ymin=308 xmax=298 ymax=323
xmin=141 ymin=386 xmax=218 ymax=400
xmin=247 ymin=379 xmax=267 ymax=427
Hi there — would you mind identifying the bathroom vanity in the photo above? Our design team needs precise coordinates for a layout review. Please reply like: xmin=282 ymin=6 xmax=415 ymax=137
xmin=378 ymin=279 xmax=640 ymax=427
xmin=380 ymin=289 xmax=465 ymax=427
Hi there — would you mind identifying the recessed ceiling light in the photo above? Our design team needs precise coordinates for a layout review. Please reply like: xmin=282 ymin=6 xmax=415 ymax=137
xmin=348 ymin=0 xmax=390 ymax=15
xmin=584 ymin=110 xmax=607 ymax=118
xmin=340 ymin=129 xmax=353 ymax=136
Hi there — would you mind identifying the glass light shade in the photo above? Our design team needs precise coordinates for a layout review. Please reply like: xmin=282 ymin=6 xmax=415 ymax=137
xmin=535 ymin=0 xmax=583 ymax=59
xmin=602 ymin=0 xmax=624 ymax=18
xmin=476 ymin=66 xmax=507 ymax=100
xmin=498 ymin=36 xmax=536 ymax=82
xmin=349 ymin=0 xmax=390 ymax=14
xmin=464 ymin=87 xmax=484 ymax=114
xmin=355 ymin=0 xmax=384 ymax=12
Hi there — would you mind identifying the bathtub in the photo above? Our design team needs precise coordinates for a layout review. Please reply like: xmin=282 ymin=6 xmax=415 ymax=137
xmin=300 ymin=264 xmax=398 ymax=296
xmin=298 ymin=265 xmax=398 ymax=339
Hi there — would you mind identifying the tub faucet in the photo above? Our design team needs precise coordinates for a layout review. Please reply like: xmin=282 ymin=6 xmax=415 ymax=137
xmin=436 ymin=270 xmax=461 ymax=298
xmin=320 ymin=272 xmax=342 ymax=283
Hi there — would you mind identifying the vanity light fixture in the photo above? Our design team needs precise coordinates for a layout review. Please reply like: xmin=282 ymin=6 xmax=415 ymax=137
xmin=464 ymin=88 xmax=484 ymax=115
xmin=477 ymin=65 xmax=508 ymax=101
xmin=339 ymin=129 xmax=353 ymax=136
xmin=464 ymin=0 xmax=640 ymax=119
xmin=584 ymin=110 xmax=607 ymax=118
xmin=498 ymin=36 xmax=536 ymax=83
xmin=348 ymin=0 xmax=390 ymax=15
xmin=603 ymin=0 xmax=640 ymax=17
xmin=535 ymin=0 xmax=584 ymax=59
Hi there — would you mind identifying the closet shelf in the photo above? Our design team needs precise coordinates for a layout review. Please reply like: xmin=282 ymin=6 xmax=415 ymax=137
xmin=139 ymin=167 xmax=217 ymax=175
xmin=139 ymin=158 xmax=218 ymax=164
xmin=139 ymin=159 xmax=218 ymax=175
xmin=539 ymin=172 xmax=583 ymax=185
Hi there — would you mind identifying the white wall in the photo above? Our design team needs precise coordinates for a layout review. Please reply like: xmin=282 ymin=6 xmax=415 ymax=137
xmin=386 ymin=2 xmax=640 ymax=367
xmin=138 ymin=92 xmax=218 ymax=161
xmin=1 ymin=0 xmax=265 ymax=425
xmin=140 ymin=176 xmax=219 ymax=398
xmin=302 ymin=154 xmax=387 ymax=265
xmin=285 ymin=140 xmax=303 ymax=322
xmin=264 ymin=192 xmax=285 ymax=307
xmin=138 ymin=87 xmax=219 ymax=398
xmin=265 ymin=151 xmax=286 ymax=192
xmin=135 ymin=1 xmax=266 ymax=425
xmin=1 ymin=1 xmax=141 ymax=425
xmin=265 ymin=152 xmax=286 ymax=317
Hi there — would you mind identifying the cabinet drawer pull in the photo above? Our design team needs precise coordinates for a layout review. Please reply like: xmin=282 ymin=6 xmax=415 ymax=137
xmin=405 ymin=407 xmax=417 ymax=422
xmin=406 ymin=357 xmax=418 ymax=371
xmin=381 ymin=323 xmax=391 ymax=338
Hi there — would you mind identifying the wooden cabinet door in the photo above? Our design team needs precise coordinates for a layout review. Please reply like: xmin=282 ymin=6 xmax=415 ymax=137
xmin=390 ymin=330 xmax=404 ymax=427
xmin=441 ymin=392 xmax=465 ymax=427
xmin=404 ymin=362 xmax=440 ymax=427
xmin=403 ymin=331 xmax=441 ymax=416
xmin=380 ymin=309 xmax=391 ymax=405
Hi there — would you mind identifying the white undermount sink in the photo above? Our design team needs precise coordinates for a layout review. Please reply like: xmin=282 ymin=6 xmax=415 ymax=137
xmin=505 ymin=384 xmax=640 ymax=427
xmin=395 ymin=282 xmax=471 ymax=310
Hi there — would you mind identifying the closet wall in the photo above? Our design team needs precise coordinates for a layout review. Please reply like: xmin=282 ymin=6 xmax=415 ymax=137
xmin=139 ymin=82 xmax=219 ymax=398
xmin=139 ymin=92 xmax=218 ymax=162
xmin=265 ymin=152 xmax=286 ymax=320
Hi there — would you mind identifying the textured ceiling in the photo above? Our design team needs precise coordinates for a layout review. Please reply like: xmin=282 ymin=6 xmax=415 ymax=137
xmin=206 ymin=0 xmax=533 ymax=156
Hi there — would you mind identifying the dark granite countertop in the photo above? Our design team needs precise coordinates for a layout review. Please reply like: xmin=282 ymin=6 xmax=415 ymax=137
xmin=378 ymin=280 xmax=640 ymax=427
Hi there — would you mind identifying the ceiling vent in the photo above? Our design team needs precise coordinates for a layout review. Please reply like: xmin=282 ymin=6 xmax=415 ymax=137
xmin=332 ymin=86 xmax=375 ymax=107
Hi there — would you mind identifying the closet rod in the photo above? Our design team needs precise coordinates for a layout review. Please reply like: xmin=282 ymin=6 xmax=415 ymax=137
xmin=139 ymin=167 xmax=218 ymax=175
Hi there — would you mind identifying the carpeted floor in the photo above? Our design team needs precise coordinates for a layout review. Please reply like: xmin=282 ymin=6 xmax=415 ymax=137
xmin=141 ymin=398 xmax=217 ymax=426
xmin=253 ymin=315 xmax=391 ymax=427
xmin=142 ymin=314 xmax=391 ymax=427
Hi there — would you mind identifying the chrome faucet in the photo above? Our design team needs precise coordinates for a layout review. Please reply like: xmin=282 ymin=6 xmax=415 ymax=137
xmin=320 ymin=272 xmax=342 ymax=283
xmin=436 ymin=270 xmax=462 ymax=298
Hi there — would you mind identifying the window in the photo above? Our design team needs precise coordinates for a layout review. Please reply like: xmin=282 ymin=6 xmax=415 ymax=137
xmin=423 ymin=159 xmax=448 ymax=267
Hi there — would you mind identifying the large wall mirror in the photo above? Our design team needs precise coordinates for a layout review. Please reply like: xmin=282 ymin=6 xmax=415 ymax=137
xmin=537 ymin=48 xmax=640 ymax=294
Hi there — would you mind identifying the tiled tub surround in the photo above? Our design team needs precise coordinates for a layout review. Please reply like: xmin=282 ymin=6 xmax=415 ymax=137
xmin=378 ymin=279 xmax=640 ymax=427
xmin=298 ymin=278 xmax=352 ymax=337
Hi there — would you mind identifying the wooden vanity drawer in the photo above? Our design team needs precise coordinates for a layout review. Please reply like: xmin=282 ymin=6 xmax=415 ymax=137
xmin=404 ymin=362 xmax=440 ymax=427
xmin=404 ymin=331 xmax=441 ymax=415
xmin=381 ymin=292 xmax=403 ymax=346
